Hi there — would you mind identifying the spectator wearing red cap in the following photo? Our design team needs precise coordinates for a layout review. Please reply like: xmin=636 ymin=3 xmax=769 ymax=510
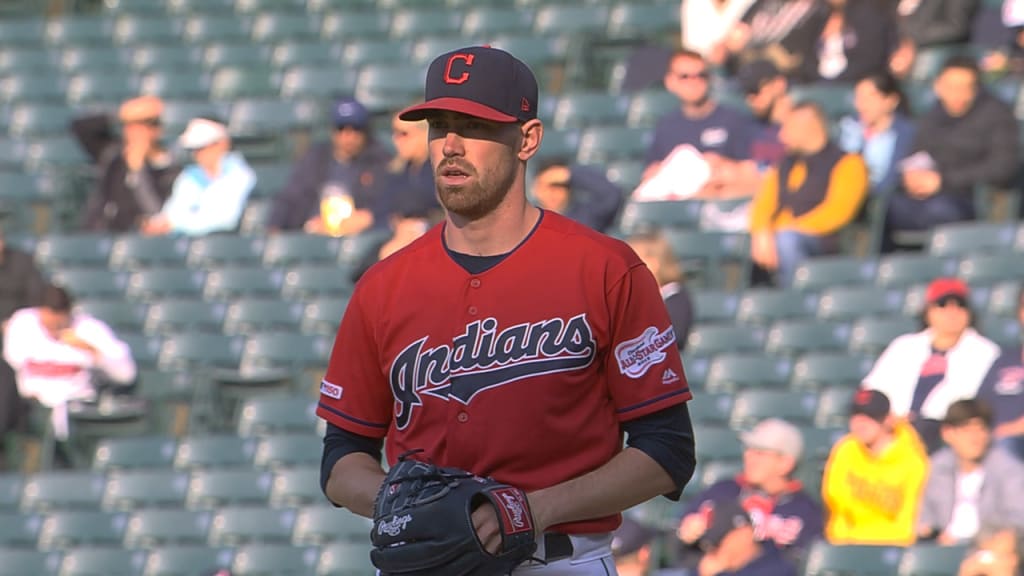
xmin=862 ymin=277 xmax=1000 ymax=452
xmin=977 ymin=285 xmax=1024 ymax=461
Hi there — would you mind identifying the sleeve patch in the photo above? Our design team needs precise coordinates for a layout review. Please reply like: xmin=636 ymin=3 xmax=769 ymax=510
xmin=615 ymin=325 xmax=676 ymax=378
xmin=320 ymin=380 xmax=343 ymax=400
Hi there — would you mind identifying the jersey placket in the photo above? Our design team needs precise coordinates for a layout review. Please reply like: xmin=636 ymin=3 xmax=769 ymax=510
xmin=446 ymin=274 xmax=486 ymax=467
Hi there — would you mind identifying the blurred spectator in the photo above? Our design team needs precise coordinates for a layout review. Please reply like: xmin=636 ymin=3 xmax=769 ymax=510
xmin=720 ymin=0 xmax=831 ymax=82
xmin=626 ymin=231 xmax=695 ymax=351
xmin=862 ymin=278 xmax=1000 ymax=452
xmin=882 ymin=55 xmax=1019 ymax=251
xmin=822 ymin=389 xmax=929 ymax=545
xmin=837 ymin=73 xmax=917 ymax=197
xmin=891 ymin=0 xmax=981 ymax=77
xmin=612 ymin=517 xmax=659 ymax=576
xmin=0 ymin=225 xmax=45 ymax=469
xmin=72 ymin=95 xmax=181 ymax=233
xmin=676 ymin=419 xmax=823 ymax=569
xmin=141 ymin=117 xmax=255 ymax=237
xmin=739 ymin=60 xmax=792 ymax=172
xmin=531 ymin=158 xmax=624 ymax=233
xmin=977 ymin=286 xmax=1024 ymax=461
xmin=693 ymin=499 xmax=798 ymax=576
xmin=2 ymin=284 xmax=136 ymax=455
xmin=682 ymin=0 xmax=757 ymax=64
xmin=379 ymin=109 xmax=439 ymax=225
xmin=267 ymin=96 xmax=391 ymax=236
xmin=814 ymin=0 xmax=902 ymax=83
xmin=980 ymin=1 xmax=1024 ymax=78
xmin=748 ymin=101 xmax=869 ymax=288
xmin=959 ymin=528 xmax=1022 ymax=576
xmin=917 ymin=399 xmax=1024 ymax=546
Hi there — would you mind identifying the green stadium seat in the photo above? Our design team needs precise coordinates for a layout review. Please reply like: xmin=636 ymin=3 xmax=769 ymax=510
xmin=239 ymin=198 xmax=271 ymax=234
xmin=729 ymin=389 xmax=819 ymax=428
xmin=681 ymin=354 xmax=710 ymax=388
xmin=0 ymin=511 xmax=42 ymax=547
xmin=552 ymin=91 xmax=629 ymax=129
xmin=604 ymin=160 xmax=645 ymax=192
xmin=186 ymin=469 xmax=274 ymax=510
xmin=110 ymin=235 xmax=191 ymax=270
xmin=142 ymin=546 xmax=234 ymax=576
xmin=210 ymin=66 xmax=279 ymax=100
xmin=320 ymin=12 xmax=392 ymax=41
xmin=237 ymin=395 xmax=318 ymax=437
xmin=144 ymin=299 xmax=228 ymax=335
xmin=102 ymin=470 xmax=190 ymax=510
xmin=687 ymin=324 xmax=766 ymax=356
xmin=21 ymin=472 xmax=107 ymax=512
xmin=355 ymin=63 xmax=428 ymax=113
xmin=390 ymin=9 xmax=462 ymax=38
xmin=606 ymin=3 xmax=681 ymax=40
xmin=691 ymin=290 xmax=740 ymax=324
xmin=281 ymin=266 xmax=355 ymax=301
xmin=241 ymin=333 xmax=331 ymax=372
xmin=270 ymin=467 xmax=324 ymax=507
xmin=705 ymin=353 xmax=793 ymax=392
xmin=208 ymin=507 xmax=298 ymax=546
xmin=254 ymin=434 xmax=322 ymax=469
xmin=139 ymin=71 xmax=209 ymax=100
xmin=113 ymin=15 xmax=181 ymax=46
xmin=173 ymin=435 xmax=258 ymax=470
xmin=848 ymin=317 xmax=918 ymax=355
xmin=126 ymin=269 xmax=207 ymax=302
xmin=60 ymin=46 xmax=131 ymax=75
xmin=801 ymin=426 xmax=846 ymax=460
xmin=959 ymin=253 xmax=1024 ymax=285
xmin=35 ymin=234 xmax=115 ymax=269
xmin=979 ymin=314 xmax=1022 ymax=348
xmin=700 ymin=459 xmax=744 ymax=487
xmin=0 ymin=19 xmax=46 ymax=46
xmin=626 ymin=90 xmax=679 ymax=128
xmin=251 ymin=12 xmax=315 ymax=43
xmin=791 ymin=353 xmax=874 ymax=390
xmin=158 ymin=333 xmax=245 ymax=371
xmin=1 ymin=474 xmax=23 ymax=511
xmin=0 ymin=48 xmax=57 ymax=76
xmin=686 ymin=391 xmax=734 ymax=425
xmin=236 ymin=0 xmax=305 ymax=11
xmin=0 ymin=550 xmax=62 ymax=576
xmin=263 ymin=233 xmax=340 ymax=266
xmin=533 ymin=4 xmax=609 ymax=36
xmin=300 ymin=297 xmax=349 ymax=336
xmin=316 ymin=540 xmax=375 ymax=576
xmin=119 ymin=333 xmax=163 ymax=369
xmin=280 ymin=65 xmax=357 ymax=99
xmin=0 ymin=75 xmax=67 ymax=103
xmin=161 ymin=100 xmax=232 ymax=136
xmin=203 ymin=266 xmax=286 ymax=300
xmin=130 ymin=45 xmax=201 ymax=73
xmin=183 ymin=15 xmax=251 ymax=44
xmin=308 ymin=0 xmax=375 ymax=10
xmin=736 ymin=289 xmax=819 ymax=325
xmin=45 ymin=16 xmax=114 ymax=46
xmin=986 ymin=281 xmax=1020 ymax=317
xmin=187 ymin=234 xmax=265 ymax=269
xmin=461 ymin=7 xmax=534 ymax=36
xmin=803 ymin=542 xmax=904 ymax=576
xmin=248 ymin=162 xmax=293 ymax=199
xmin=37 ymin=510 xmax=129 ymax=550
xmin=58 ymin=548 xmax=148 ymax=576
xmin=816 ymin=286 xmax=905 ymax=321
xmin=92 ymin=436 xmax=177 ymax=472
xmin=816 ymin=385 xmax=859 ymax=428
xmin=230 ymin=544 xmax=320 ymax=576
xmin=7 ymin=103 xmax=75 ymax=137
xmin=293 ymin=506 xmax=371 ymax=546
xmin=224 ymin=299 xmax=304 ymax=335
xmin=765 ymin=320 xmax=852 ymax=357
xmin=909 ymin=45 xmax=966 ymax=84
xmin=531 ymin=128 xmax=581 ymax=162
xmin=411 ymin=37 xmax=487 ymax=66
xmin=271 ymin=41 xmax=336 ymax=70
xmin=792 ymin=256 xmax=877 ymax=292
xmin=928 ymin=221 xmax=1017 ymax=257
xmin=22 ymin=137 xmax=91 ymax=171
xmin=166 ymin=0 xmax=235 ymax=12
xmin=124 ymin=510 xmax=214 ymax=548
xmin=898 ymin=544 xmax=970 ymax=576
xmin=337 ymin=229 xmax=393 ymax=269
xmin=576 ymin=126 xmax=651 ymax=164
xmin=875 ymin=254 xmax=958 ymax=288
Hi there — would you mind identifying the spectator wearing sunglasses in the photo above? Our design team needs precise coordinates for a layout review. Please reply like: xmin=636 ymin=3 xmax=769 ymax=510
xmin=71 ymin=95 xmax=182 ymax=233
xmin=862 ymin=278 xmax=1000 ymax=453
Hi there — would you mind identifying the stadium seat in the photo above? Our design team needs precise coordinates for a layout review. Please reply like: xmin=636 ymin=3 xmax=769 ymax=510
xmin=158 ymin=333 xmax=245 ymax=371
xmin=390 ymin=8 xmax=462 ymax=38
xmin=531 ymin=127 xmax=580 ymax=163
xmin=173 ymin=435 xmax=258 ymax=470
xmin=209 ymin=66 xmax=278 ymax=100
xmin=816 ymin=286 xmax=905 ymax=321
xmin=316 ymin=540 xmax=376 ymax=576
xmin=240 ymin=333 xmax=331 ymax=372
xmin=355 ymin=63 xmax=427 ymax=113
xmin=63 ymin=287 xmax=143 ymax=324
xmin=552 ymin=91 xmax=629 ymax=129
xmin=792 ymin=256 xmax=878 ymax=292
xmin=791 ymin=353 xmax=874 ymax=390
xmin=262 ymin=233 xmax=339 ymax=266
xmin=138 ymin=70 xmax=208 ymax=100
xmin=0 ymin=19 xmax=46 ymax=46
xmin=59 ymin=46 xmax=131 ymax=75
xmin=22 ymin=137 xmax=91 ymax=171
xmin=101 ymin=469 xmax=190 ymax=511
xmin=986 ymin=281 xmax=1020 ymax=317
xmin=144 ymin=299 xmax=228 ymax=335
xmin=0 ymin=549 xmax=62 ymax=576
xmin=45 ymin=16 xmax=114 ymax=46
xmin=119 ymin=333 xmax=163 ymax=369
xmin=254 ymin=434 xmax=322 ymax=470
xmin=7 ymin=103 xmax=75 ymax=137
xmin=616 ymin=200 xmax=703 ymax=234
xmin=604 ymin=159 xmax=645 ymax=191
xmin=203 ymin=266 xmax=286 ymax=300
xmin=142 ymin=546 xmax=234 ymax=576
xmin=687 ymin=324 xmax=766 ymax=356
xmin=237 ymin=395 xmax=318 ymax=437
xmin=849 ymin=317 xmax=918 ymax=355
xmin=801 ymin=426 xmax=846 ymax=460
xmin=308 ymin=0 xmax=375 ymax=10
xmin=729 ymin=389 xmax=819 ymax=428
xmin=979 ymin=314 xmax=1022 ymax=348
xmin=959 ymin=253 xmax=1024 ymax=285
xmin=534 ymin=4 xmax=609 ymax=36
xmin=188 ymin=234 xmax=266 ymax=270
xmin=928 ymin=221 xmax=1017 ymax=257
xmin=208 ymin=507 xmax=298 ymax=546
xmin=223 ymin=299 xmax=304 ymax=335
xmin=123 ymin=509 xmax=214 ymax=549
xmin=687 ymin=392 xmax=735 ymax=426
xmin=126 ymin=268 xmax=207 ymax=302
xmin=235 ymin=0 xmax=305 ymax=11
xmin=681 ymin=354 xmax=710 ymax=389
xmin=0 ymin=48 xmax=57 ymax=77
xmin=293 ymin=506 xmax=372 ymax=546
xmin=0 ymin=75 xmax=67 ymax=103
xmin=689 ymin=291 xmax=740 ymax=325
xmin=130 ymin=45 xmax=201 ymax=74
xmin=182 ymin=14 xmax=250 ymax=44
xmin=461 ymin=6 xmax=534 ymax=36
xmin=280 ymin=65 xmax=358 ymax=99
xmin=21 ymin=472 xmax=107 ymax=512
xmin=280 ymin=265 xmax=355 ymax=301
xmin=815 ymin=385 xmax=861 ymax=428
xmin=803 ymin=542 xmax=904 ymax=576
xmin=186 ymin=469 xmax=274 ymax=510
xmin=320 ymin=11 xmax=391 ymax=41
xmin=113 ymin=15 xmax=180 ymax=46
xmin=230 ymin=544 xmax=320 ymax=576
xmin=110 ymin=235 xmax=190 ymax=270
xmin=338 ymin=39 xmax=409 ymax=70
xmin=706 ymin=353 xmax=793 ymax=392
xmin=59 ymin=548 xmax=148 ymax=576
xmin=736 ymin=289 xmax=820 ymax=325
xmin=0 ymin=511 xmax=42 ymax=547
xmin=764 ymin=320 xmax=852 ymax=357
xmin=898 ymin=544 xmax=970 ymax=576
xmin=250 ymin=12 xmax=315 ymax=43
xmin=576 ymin=126 xmax=651 ymax=164
xmin=269 ymin=466 xmax=324 ymax=507
xmin=700 ymin=459 xmax=744 ymax=487
xmin=626 ymin=90 xmax=679 ymax=128
xmin=37 ymin=510 xmax=129 ymax=550
xmin=875 ymin=254 xmax=959 ymax=288
xmin=337 ymin=229 xmax=394 ymax=269
xmin=239 ymin=198 xmax=271 ymax=234
xmin=606 ymin=2 xmax=680 ymax=40
xmin=271 ymin=41 xmax=336 ymax=70
xmin=300 ymin=297 xmax=349 ymax=336
xmin=92 ymin=436 xmax=178 ymax=471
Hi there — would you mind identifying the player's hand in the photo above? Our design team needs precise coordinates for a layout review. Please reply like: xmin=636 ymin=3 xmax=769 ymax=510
xmin=678 ymin=513 xmax=708 ymax=544
xmin=751 ymin=232 xmax=778 ymax=271
xmin=471 ymin=502 xmax=503 ymax=555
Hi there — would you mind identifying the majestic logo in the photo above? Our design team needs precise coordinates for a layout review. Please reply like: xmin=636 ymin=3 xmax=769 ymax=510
xmin=320 ymin=381 xmax=343 ymax=400
xmin=377 ymin=514 xmax=413 ymax=537
xmin=615 ymin=325 xmax=676 ymax=378
xmin=389 ymin=315 xmax=596 ymax=430
xmin=444 ymin=53 xmax=475 ymax=84
xmin=662 ymin=368 xmax=680 ymax=385
xmin=492 ymin=488 xmax=532 ymax=534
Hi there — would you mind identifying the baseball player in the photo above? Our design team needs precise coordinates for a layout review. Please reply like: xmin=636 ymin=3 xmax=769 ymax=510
xmin=317 ymin=45 xmax=696 ymax=575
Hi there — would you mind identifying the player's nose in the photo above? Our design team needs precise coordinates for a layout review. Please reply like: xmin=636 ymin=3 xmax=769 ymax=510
xmin=441 ymin=131 xmax=464 ymax=157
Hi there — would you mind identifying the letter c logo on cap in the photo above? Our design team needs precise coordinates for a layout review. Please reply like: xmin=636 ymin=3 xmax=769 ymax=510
xmin=444 ymin=53 xmax=475 ymax=85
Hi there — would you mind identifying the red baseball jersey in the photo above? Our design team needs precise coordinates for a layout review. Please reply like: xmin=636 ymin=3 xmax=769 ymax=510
xmin=317 ymin=211 xmax=691 ymax=534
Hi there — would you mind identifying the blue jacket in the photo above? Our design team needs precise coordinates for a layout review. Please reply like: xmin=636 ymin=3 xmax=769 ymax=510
xmin=162 ymin=151 xmax=255 ymax=236
xmin=837 ymin=113 xmax=916 ymax=197
xmin=563 ymin=164 xmax=624 ymax=233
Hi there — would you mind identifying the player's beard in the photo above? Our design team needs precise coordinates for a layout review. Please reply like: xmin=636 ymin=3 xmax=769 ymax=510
xmin=435 ymin=154 xmax=517 ymax=221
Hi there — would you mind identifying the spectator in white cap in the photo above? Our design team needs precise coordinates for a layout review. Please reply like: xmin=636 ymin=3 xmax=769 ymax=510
xmin=142 ymin=116 xmax=255 ymax=237
xmin=676 ymin=418 xmax=823 ymax=571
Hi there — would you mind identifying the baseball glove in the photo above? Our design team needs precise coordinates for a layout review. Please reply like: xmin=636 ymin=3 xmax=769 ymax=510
xmin=370 ymin=452 xmax=539 ymax=576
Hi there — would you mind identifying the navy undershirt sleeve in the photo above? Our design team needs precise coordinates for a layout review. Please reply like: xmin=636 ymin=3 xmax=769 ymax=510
xmin=320 ymin=422 xmax=385 ymax=505
xmin=622 ymin=401 xmax=697 ymax=501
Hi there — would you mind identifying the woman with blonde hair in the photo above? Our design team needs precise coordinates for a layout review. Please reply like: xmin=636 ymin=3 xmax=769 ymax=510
xmin=627 ymin=230 xmax=694 ymax=351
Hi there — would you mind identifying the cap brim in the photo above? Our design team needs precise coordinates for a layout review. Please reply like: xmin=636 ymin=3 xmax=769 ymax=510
xmin=398 ymin=97 xmax=518 ymax=122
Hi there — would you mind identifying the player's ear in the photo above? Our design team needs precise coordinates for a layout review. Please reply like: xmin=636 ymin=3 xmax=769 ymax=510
xmin=517 ymin=119 xmax=543 ymax=161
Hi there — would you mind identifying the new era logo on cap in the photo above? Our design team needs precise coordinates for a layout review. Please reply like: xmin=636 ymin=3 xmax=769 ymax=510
xmin=399 ymin=46 xmax=539 ymax=123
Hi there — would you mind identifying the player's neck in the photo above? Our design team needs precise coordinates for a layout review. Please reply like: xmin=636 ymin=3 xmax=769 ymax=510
xmin=445 ymin=197 xmax=541 ymax=257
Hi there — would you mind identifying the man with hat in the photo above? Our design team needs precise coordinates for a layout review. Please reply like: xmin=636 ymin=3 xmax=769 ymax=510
xmin=71 ymin=95 xmax=181 ymax=232
xmin=611 ymin=517 xmax=660 ymax=576
xmin=822 ymin=389 xmax=929 ymax=545
xmin=141 ymin=116 xmax=255 ymax=237
xmin=267 ymin=96 xmax=391 ymax=236
xmin=315 ymin=45 xmax=696 ymax=575
xmin=677 ymin=418 xmax=822 ymax=569
xmin=693 ymin=500 xmax=797 ymax=576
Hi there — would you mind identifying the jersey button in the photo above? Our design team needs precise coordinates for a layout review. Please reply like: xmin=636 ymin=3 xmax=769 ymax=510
xmin=457 ymin=412 xmax=469 ymax=423
xmin=470 ymin=278 xmax=481 ymax=288
xmin=468 ymin=306 xmax=478 ymax=315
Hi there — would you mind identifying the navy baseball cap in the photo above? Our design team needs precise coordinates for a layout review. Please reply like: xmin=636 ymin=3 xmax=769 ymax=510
xmin=850 ymin=389 xmax=891 ymax=422
xmin=333 ymin=97 xmax=370 ymax=129
xmin=398 ymin=46 xmax=538 ymax=123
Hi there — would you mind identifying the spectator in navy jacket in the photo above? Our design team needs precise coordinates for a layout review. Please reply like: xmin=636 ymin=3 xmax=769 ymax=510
xmin=530 ymin=158 xmax=625 ymax=233
xmin=693 ymin=500 xmax=798 ymax=576
xmin=977 ymin=286 xmax=1024 ymax=461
